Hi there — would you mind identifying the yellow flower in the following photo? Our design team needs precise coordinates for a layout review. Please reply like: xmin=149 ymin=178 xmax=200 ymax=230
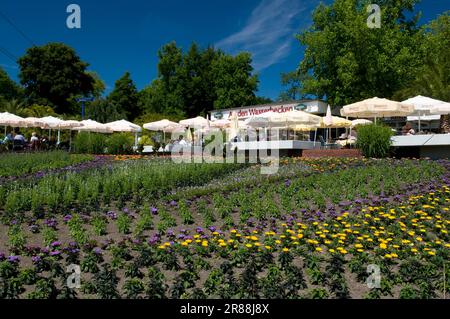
xmin=340 ymin=249 xmax=348 ymax=255
xmin=282 ymin=247 xmax=289 ymax=252
xmin=245 ymin=243 xmax=253 ymax=248
xmin=411 ymin=248 xmax=418 ymax=253
xmin=265 ymin=245 xmax=272 ymax=250
xmin=158 ymin=245 xmax=165 ymax=249
xmin=250 ymin=236 xmax=258 ymax=241
xmin=384 ymin=254 xmax=392 ymax=259
xmin=315 ymin=247 xmax=323 ymax=252
xmin=181 ymin=242 xmax=188 ymax=246
xmin=329 ymin=249 xmax=335 ymax=253
xmin=379 ymin=243 xmax=387 ymax=249
xmin=219 ymin=242 xmax=227 ymax=247
xmin=201 ymin=241 xmax=209 ymax=247
xmin=230 ymin=229 xmax=237 ymax=233
xmin=416 ymin=237 xmax=423 ymax=242
xmin=428 ymin=251 xmax=436 ymax=256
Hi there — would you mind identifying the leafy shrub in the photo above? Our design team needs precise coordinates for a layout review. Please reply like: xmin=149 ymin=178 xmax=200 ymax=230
xmin=73 ymin=132 xmax=107 ymax=154
xmin=356 ymin=124 xmax=393 ymax=158
xmin=107 ymin=133 xmax=134 ymax=155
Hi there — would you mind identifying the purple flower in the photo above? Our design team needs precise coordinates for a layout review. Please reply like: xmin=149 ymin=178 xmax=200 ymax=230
xmin=123 ymin=207 xmax=129 ymax=214
xmin=151 ymin=207 xmax=158 ymax=215
xmin=170 ymin=200 xmax=177 ymax=206
xmin=196 ymin=227 xmax=204 ymax=234
xmin=51 ymin=241 xmax=62 ymax=247
xmin=208 ymin=226 xmax=216 ymax=232
xmin=63 ymin=214 xmax=72 ymax=222
xmin=31 ymin=256 xmax=41 ymax=263
xmin=93 ymin=247 xmax=102 ymax=255
xmin=50 ymin=250 xmax=61 ymax=256
xmin=167 ymin=230 xmax=175 ymax=238
xmin=0 ymin=252 xmax=5 ymax=261
xmin=106 ymin=211 xmax=118 ymax=220
xmin=285 ymin=179 xmax=291 ymax=187
xmin=148 ymin=234 xmax=160 ymax=245
xmin=7 ymin=255 xmax=20 ymax=263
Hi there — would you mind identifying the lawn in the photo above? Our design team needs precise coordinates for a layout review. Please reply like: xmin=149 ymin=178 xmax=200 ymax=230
xmin=0 ymin=154 xmax=448 ymax=299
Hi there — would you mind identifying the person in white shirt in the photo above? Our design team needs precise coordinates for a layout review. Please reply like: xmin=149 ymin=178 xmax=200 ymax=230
xmin=30 ymin=132 xmax=39 ymax=142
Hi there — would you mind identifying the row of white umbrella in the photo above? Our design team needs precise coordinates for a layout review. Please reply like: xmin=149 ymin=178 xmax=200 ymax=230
xmin=340 ymin=96 xmax=450 ymax=131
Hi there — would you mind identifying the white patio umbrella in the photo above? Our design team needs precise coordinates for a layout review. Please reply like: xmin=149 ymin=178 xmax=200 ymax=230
xmin=21 ymin=117 xmax=47 ymax=128
xmin=210 ymin=118 xmax=231 ymax=128
xmin=402 ymin=95 xmax=448 ymax=131
xmin=429 ymin=101 xmax=450 ymax=115
xmin=179 ymin=116 xmax=210 ymax=128
xmin=341 ymin=97 xmax=415 ymax=121
xmin=0 ymin=112 xmax=26 ymax=133
xmin=144 ymin=119 xmax=184 ymax=143
xmin=58 ymin=120 xmax=84 ymax=150
xmin=351 ymin=119 xmax=372 ymax=128
xmin=71 ymin=119 xmax=113 ymax=133
xmin=107 ymin=119 xmax=142 ymax=148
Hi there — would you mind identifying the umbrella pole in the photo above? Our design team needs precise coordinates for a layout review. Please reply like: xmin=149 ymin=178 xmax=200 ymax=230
xmin=314 ymin=128 xmax=317 ymax=147
xmin=418 ymin=113 xmax=421 ymax=132
xmin=57 ymin=129 xmax=61 ymax=145
xmin=69 ymin=131 xmax=72 ymax=152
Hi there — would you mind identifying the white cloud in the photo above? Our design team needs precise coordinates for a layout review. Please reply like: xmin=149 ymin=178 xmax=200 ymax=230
xmin=216 ymin=0 xmax=312 ymax=71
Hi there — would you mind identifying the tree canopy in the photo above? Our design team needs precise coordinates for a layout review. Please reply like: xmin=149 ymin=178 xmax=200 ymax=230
xmin=18 ymin=42 xmax=95 ymax=114
xmin=140 ymin=42 xmax=260 ymax=118
xmin=107 ymin=72 xmax=140 ymax=120
xmin=295 ymin=0 xmax=426 ymax=106
xmin=0 ymin=67 xmax=22 ymax=101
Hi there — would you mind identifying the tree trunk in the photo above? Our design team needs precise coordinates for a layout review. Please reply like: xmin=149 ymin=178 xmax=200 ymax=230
xmin=439 ymin=114 xmax=450 ymax=133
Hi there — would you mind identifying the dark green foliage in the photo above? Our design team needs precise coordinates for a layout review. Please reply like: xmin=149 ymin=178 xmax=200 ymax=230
xmin=18 ymin=43 xmax=94 ymax=113
xmin=356 ymin=124 xmax=393 ymax=158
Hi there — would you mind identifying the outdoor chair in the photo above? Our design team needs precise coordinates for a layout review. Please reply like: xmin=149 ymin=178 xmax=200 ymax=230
xmin=12 ymin=139 xmax=25 ymax=151
xmin=319 ymin=135 xmax=337 ymax=149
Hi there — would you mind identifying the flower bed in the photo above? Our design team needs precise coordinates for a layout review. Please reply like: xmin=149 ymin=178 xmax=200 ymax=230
xmin=0 ymin=158 xmax=448 ymax=299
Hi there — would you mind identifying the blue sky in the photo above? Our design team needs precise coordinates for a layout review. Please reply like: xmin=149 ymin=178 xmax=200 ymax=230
xmin=1 ymin=0 xmax=449 ymax=100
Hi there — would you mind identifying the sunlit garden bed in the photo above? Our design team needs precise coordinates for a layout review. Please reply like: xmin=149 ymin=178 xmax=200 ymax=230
xmin=0 ymin=156 xmax=448 ymax=299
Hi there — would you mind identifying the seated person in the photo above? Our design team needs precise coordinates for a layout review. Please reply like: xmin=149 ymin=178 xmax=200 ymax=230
xmin=402 ymin=123 xmax=415 ymax=135
xmin=13 ymin=131 xmax=26 ymax=144
xmin=30 ymin=132 xmax=40 ymax=150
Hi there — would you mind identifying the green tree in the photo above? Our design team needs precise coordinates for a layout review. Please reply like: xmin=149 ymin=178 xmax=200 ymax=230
xmin=89 ymin=98 xmax=125 ymax=123
xmin=253 ymin=96 xmax=273 ymax=105
xmin=23 ymin=104 xmax=57 ymax=117
xmin=141 ymin=42 xmax=260 ymax=117
xmin=279 ymin=71 xmax=306 ymax=101
xmin=18 ymin=43 xmax=94 ymax=114
xmin=212 ymin=52 xmax=258 ymax=109
xmin=394 ymin=11 xmax=450 ymax=132
xmin=0 ymin=98 xmax=27 ymax=116
xmin=107 ymin=72 xmax=139 ymax=120
xmin=296 ymin=0 xmax=424 ymax=106
xmin=0 ymin=67 xmax=22 ymax=101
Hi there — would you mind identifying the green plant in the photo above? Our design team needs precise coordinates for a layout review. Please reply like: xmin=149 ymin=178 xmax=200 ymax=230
xmin=91 ymin=215 xmax=108 ymax=236
xmin=123 ymin=278 xmax=144 ymax=298
xmin=42 ymin=226 xmax=58 ymax=246
xmin=116 ymin=213 xmax=132 ymax=234
xmin=8 ymin=224 xmax=26 ymax=253
xmin=356 ymin=124 xmax=393 ymax=158
xmin=107 ymin=133 xmax=134 ymax=155
xmin=73 ymin=132 xmax=107 ymax=154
